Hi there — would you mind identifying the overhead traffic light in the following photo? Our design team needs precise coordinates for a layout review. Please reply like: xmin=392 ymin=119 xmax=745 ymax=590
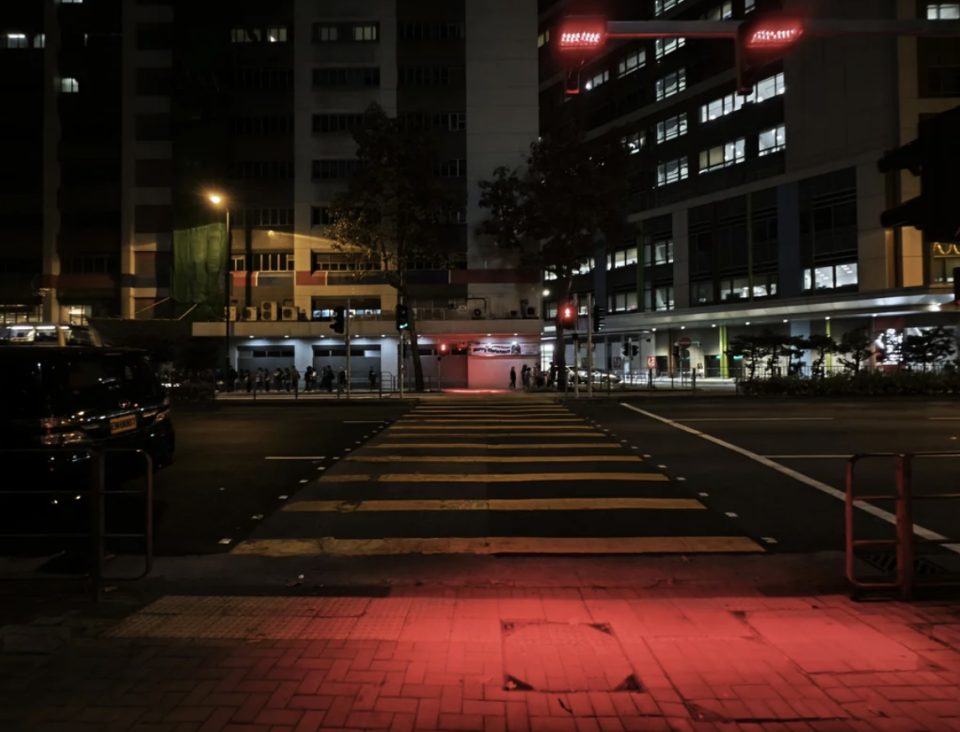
xmin=330 ymin=306 xmax=346 ymax=334
xmin=557 ymin=16 xmax=607 ymax=96
xmin=736 ymin=14 xmax=804 ymax=93
xmin=878 ymin=105 xmax=960 ymax=243
xmin=395 ymin=304 xmax=411 ymax=331
xmin=592 ymin=305 xmax=606 ymax=333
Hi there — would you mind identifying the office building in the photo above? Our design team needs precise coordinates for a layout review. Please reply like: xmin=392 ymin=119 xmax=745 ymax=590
xmin=538 ymin=0 xmax=960 ymax=376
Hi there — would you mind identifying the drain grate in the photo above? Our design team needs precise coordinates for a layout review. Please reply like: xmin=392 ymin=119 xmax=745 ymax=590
xmin=860 ymin=553 xmax=949 ymax=576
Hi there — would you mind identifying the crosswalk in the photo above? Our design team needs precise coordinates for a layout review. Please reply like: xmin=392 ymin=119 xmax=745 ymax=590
xmin=233 ymin=399 xmax=762 ymax=556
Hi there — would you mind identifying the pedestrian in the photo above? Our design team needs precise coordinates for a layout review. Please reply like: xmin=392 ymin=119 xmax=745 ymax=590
xmin=291 ymin=365 xmax=301 ymax=393
xmin=305 ymin=366 xmax=315 ymax=392
xmin=368 ymin=367 xmax=377 ymax=392
xmin=548 ymin=362 xmax=558 ymax=389
xmin=228 ymin=367 xmax=238 ymax=392
xmin=338 ymin=367 xmax=347 ymax=391
xmin=262 ymin=368 xmax=270 ymax=392
xmin=509 ymin=366 xmax=517 ymax=390
xmin=273 ymin=368 xmax=283 ymax=392
xmin=322 ymin=365 xmax=334 ymax=392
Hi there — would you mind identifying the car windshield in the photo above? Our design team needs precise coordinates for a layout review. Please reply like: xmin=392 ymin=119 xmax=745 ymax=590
xmin=0 ymin=351 xmax=163 ymax=420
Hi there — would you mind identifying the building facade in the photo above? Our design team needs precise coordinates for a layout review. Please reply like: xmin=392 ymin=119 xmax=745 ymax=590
xmin=538 ymin=0 xmax=960 ymax=377
xmin=1 ymin=0 xmax=540 ymax=388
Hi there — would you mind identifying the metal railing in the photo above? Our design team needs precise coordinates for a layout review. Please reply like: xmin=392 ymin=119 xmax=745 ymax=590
xmin=0 ymin=448 xmax=153 ymax=601
xmin=846 ymin=452 xmax=960 ymax=600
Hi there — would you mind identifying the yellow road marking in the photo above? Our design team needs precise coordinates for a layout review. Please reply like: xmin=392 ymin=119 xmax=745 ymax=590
xmin=372 ymin=443 xmax=623 ymax=449
xmin=381 ymin=432 xmax=611 ymax=438
xmin=232 ymin=536 xmax=764 ymax=556
xmin=320 ymin=472 xmax=669 ymax=483
xmin=388 ymin=426 xmax=598 ymax=431
xmin=346 ymin=455 xmax=639 ymax=463
xmin=401 ymin=418 xmax=583 ymax=423
xmin=283 ymin=498 xmax=703 ymax=512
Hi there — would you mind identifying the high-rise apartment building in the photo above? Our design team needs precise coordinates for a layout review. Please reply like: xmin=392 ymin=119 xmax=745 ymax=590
xmin=539 ymin=0 xmax=960 ymax=376
xmin=1 ymin=0 xmax=540 ymax=388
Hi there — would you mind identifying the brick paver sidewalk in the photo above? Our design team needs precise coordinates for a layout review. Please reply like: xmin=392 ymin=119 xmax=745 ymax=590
xmin=2 ymin=587 xmax=959 ymax=732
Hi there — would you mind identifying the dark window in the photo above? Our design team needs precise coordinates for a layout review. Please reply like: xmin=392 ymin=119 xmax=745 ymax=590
xmin=229 ymin=116 xmax=294 ymax=136
xmin=227 ymin=161 xmax=294 ymax=179
xmin=136 ymin=68 xmax=172 ymax=96
xmin=312 ymin=22 xmax=379 ymax=43
xmin=135 ymin=23 xmax=173 ymax=50
xmin=312 ymin=114 xmax=365 ymax=133
xmin=398 ymin=21 xmax=465 ymax=41
xmin=311 ymin=207 xmax=333 ymax=226
xmin=135 ymin=114 xmax=171 ymax=141
xmin=312 ymin=160 xmax=359 ymax=179
xmin=235 ymin=209 xmax=295 ymax=227
xmin=312 ymin=67 xmax=380 ymax=87
xmin=438 ymin=159 xmax=467 ymax=177
xmin=231 ymin=68 xmax=294 ymax=91
xmin=398 ymin=67 xmax=452 ymax=86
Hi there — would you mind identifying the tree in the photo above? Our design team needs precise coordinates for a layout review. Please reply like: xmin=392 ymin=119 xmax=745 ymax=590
xmin=804 ymin=333 xmax=837 ymax=378
xmin=328 ymin=104 xmax=458 ymax=392
xmin=903 ymin=326 xmax=956 ymax=371
xmin=476 ymin=120 xmax=629 ymax=381
xmin=837 ymin=327 xmax=875 ymax=375
xmin=727 ymin=330 xmax=782 ymax=380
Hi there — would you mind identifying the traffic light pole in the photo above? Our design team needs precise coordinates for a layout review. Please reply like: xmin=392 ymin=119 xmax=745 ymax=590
xmin=586 ymin=293 xmax=594 ymax=399
xmin=345 ymin=298 xmax=351 ymax=400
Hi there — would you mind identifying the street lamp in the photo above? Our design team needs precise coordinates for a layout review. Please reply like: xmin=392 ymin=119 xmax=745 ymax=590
xmin=207 ymin=193 xmax=231 ymax=381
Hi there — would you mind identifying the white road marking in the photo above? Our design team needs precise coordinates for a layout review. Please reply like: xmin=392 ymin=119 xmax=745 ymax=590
xmin=676 ymin=418 xmax=834 ymax=423
xmin=345 ymin=421 xmax=388 ymax=424
xmin=698 ymin=492 xmax=709 ymax=497
xmin=622 ymin=403 xmax=959 ymax=554
xmin=265 ymin=456 xmax=325 ymax=460
xmin=299 ymin=479 xmax=308 ymax=484
xmin=677 ymin=477 xmax=687 ymax=482
xmin=762 ymin=537 xmax=778 ymax=544
xmin=929 ymin=417 xmax=960 ymax=420
xmin=725 ymin=512 xmax=738 ymax=518
xmin=278 ymin=495 xmax=288 ymax=500
xmin=763 ymin=455 xmax=851 ymax=459
xmin=218 ymin=538 xmax=232 ymax=545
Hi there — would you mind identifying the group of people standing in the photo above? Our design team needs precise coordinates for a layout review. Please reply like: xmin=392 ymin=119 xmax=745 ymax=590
xmin=218 ymin=366 xmax=378 ymax=393
xmin=508 ymin=363 xmax=550 ymax=390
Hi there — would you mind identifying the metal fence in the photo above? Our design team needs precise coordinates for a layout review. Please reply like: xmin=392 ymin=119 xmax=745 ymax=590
xmin=846 ymin=452 xmax=960 ymax=600
xmin=0 ymin=448 xmax=154 ymax=601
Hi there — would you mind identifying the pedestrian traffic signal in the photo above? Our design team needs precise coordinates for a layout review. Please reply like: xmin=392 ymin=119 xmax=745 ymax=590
xmin=672 ymin=344 xmax=680 ymax=358
xmin=331 ymin=306 xmax=346 ymax=334
xmin=878 ymin=106 xmax=960 ymax=243
xmin=592 ymin=305 xmax=606 ymax=333
xmin=632 ymin=344 xmax=639 ymax=357
xmin=558 ymin=302 xmax=577 ymax=327
xmin=736 ymin=14 xmax=804 ymax=93
xmin=395 ymin=304 xmax=410 ymax=331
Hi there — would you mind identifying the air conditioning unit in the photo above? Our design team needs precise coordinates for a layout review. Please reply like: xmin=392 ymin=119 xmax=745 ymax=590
xmin=243 ymin=306 xmax=258 ymax=321
xmin=225 ymin=306 xmax=237 ymax=322
xmin=261 ymin=301 xmax=279 ymax=321
xmin=281 ymin=306 xmax=298 ymax=321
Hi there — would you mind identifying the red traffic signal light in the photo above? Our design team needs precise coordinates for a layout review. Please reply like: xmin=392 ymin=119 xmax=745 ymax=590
xmin=558 ymin=302 xmax=577 ymax=327
xmin=440 ymin=343 xmax=448 ymax=353
xmin=743 ymin=20 xmax=803 ymax=49
xmin=736 ymin=15 xmax=804 ymax=93
xmin=557 ymin=17 xmax=607 ymax=53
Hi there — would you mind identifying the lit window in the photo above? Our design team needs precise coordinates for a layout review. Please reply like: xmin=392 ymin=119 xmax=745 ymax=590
xmin=702 ymin=1 xmax=733 ymax=20
xmin=928 ymin=3 xmax=960 ymax=19
xmin=654 ymin=0 xmax=682 ymax=16
xmin=608 ymin=248 xmax=639 ymax=270
xmin=3 ymin=33 xmax=28 ymax=49
xmin=699 ymin=139 xmax=746 ymax=172
xmin=231 ymin=28 xmax=256 ymax=43
xmin=754 ymin=72 xmax=786 ymax=101
xmin=803 ymin=262 xmax=858 ymax=290
xmin=758 ymin=124 xmax=786 ymax=156
xmin=584 ymin=69 xmax=609 ymax=91
xmin=537 ymin=29 xmax=551 ymax=48
xmin=574 ymin=258 xmax=595 ymax=275
xmin=316 ymin=25 xmax=339 ymax=42
xmin=644 ymin=239 xmax=674 ymax=266
xmin=617 ymin=50 xmax=646 ymax=77
xmin=34 ymin=34 xmax=45 ymax=48
xmin=656 ymin=112 xmax=687 ymax=143
xmin=61 ymin=77 xmax=79 ymax=93
xmin=745 ymin=0 xmax=756 ymax=11
xmin=267 ymin=26 xmax=288 ymax=43
xmin=656 ymin=68 xmax=686 ymax=100
xmin=657 ymin=157 xmax=688 ymax=187
xmin=655 ymin=37 xmax=685 ymax=60
xmin=621 ymin=131 xmax=644 ymax=154
xmin=544 ymin=270 xmax=558 ymax=281
xmin=353 ymin=25 xmax=378 ymax=42
xmin=700 ymin=92 xmax=749 ymax=123
xmin=62 ymin=0 xmax=82 ymax=3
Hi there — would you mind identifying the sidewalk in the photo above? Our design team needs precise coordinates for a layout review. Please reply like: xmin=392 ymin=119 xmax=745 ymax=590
xmin=3 ymin=556 xmax=960 ymax=732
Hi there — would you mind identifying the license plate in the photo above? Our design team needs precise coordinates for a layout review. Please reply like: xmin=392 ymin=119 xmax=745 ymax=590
xmin=110 ymin=415 xmax=137 ymax=435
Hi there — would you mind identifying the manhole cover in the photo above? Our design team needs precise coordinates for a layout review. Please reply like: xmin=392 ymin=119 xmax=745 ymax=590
xmin=501 ymin=621 xmax=639 ymax=692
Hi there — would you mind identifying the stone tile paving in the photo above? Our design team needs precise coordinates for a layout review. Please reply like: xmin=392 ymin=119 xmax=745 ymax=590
xmin=1 ymin=587 xmax=959 ymax=732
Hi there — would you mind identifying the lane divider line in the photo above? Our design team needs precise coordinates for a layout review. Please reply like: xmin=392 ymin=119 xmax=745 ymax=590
xmin=319 ymin=472 xmax=671 ymax=483
xmin=345 ymin=455 xmax=643 ymax=463
xmin=282 ymin=498 xmax=705 ymax=512
xmin=621 ymin=403 xmax=958 ymax=553
xmin=372 ymin=443 xmax=624 ymax=449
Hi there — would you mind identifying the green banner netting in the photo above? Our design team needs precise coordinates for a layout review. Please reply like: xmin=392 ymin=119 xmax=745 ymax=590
xmin=171 ymin=223 xmax=227 ymax=307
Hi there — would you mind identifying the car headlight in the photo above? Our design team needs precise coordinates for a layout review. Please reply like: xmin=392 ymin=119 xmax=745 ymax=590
xmin=40 ymin=431 xmax=91 ymax=446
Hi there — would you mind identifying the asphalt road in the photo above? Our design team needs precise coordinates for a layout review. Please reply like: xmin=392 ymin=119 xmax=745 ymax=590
xmin=148 ymin=403 xmax=412 ymax=554
xmin=565 ymin=398 xmax=960 ymax=562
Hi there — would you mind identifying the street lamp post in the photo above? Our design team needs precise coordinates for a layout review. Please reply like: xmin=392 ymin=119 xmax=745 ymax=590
xmin=208 ymin=194 xmax=232 ymax=382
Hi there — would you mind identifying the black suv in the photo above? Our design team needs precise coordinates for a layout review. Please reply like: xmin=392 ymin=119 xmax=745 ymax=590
xmin=0 ymin=346 xmax=175 ymax=483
